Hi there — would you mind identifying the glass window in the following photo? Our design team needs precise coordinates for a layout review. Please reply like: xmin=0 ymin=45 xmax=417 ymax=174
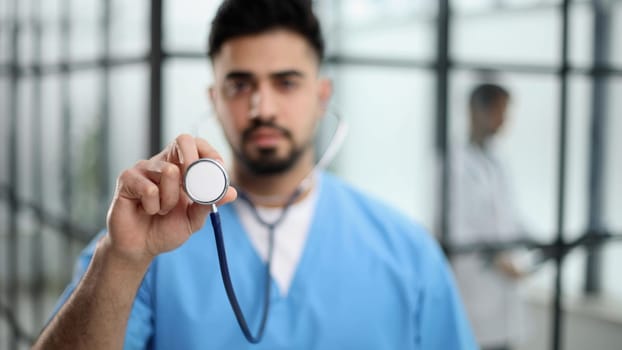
xmin=451 ymin=0 xmax=562 ymax=14
xmin=603 ymin=244 xmax=622 ymax=301
xmin=569 ymin=2 xmax=595 ymax=69
xmin=109 ymin=64 xmax=149 ymax=195
xmin=0 ymin=79 xmax=9 ymax=185
xmin=40 ymin=0 xmax=62 ymax=65
xmin=40 ymin=27 xmax=62 ymax=66
xmin=110 ymin=0 xmax=149 ymax=57
xmin=335 ymin=0 xmax=436 ymax=60
xmin=40 ymin=0 xmax=62 ymax=22
xmin=0 ymin=199 xmax=6 ymax=247
xmin=604 ymin=78 xmax=622 ymax=233
xmin=0 ymin=21 xmax=8 ymax=64
xmin=18 ymin=17 xmax=35 ymax=66
xmin=68 ymin=70 xmax=102 ymax=227
xmin=451 ymin=6 xmax=560 ymax=66
xmin=562 ymin=248 xmax=587 ymax=298
xmin=565 ymin=76 xmax=591 ymax=240
xmin=69 ymin=0 xmax=102 ymax=61
xmin=164 ymin=0 xmax=221 ymax=52
xmin=40 ymin=226 xmax=67 ymax=296
xmin=0 ymin=0 xmax=15 ymax=64
xmin=610 ymin=2 xmax=622 ymax=67
xmin=14 ymin=0 xmax=31 ymax=24
xmin=451 ymin=0 xmax=502 ymax=13
xmin=0 ymin=0 xmax=9 ymax=19
xmin=332 ymin=65 xmax=437 ymax=226
xmin=313 ymin=0 xmax=340 ymax=56
xmin=17 ymin=78 xmax=35 ymax=200
xmin=40 ymin=75 xmax=63 ymax=218
xmin=16 ymin=0 xmax=37 ymax=67
xmin=449 ymin=71 xmax=559 ymax=242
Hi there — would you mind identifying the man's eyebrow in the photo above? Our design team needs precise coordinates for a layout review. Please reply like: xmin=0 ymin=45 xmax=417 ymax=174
xmin=271 ymin=70 xmax=305 ymax=79
xmin=224 ymin=70 xmax=305 ymax=81
xmin=225 ymin=71 xmax=254 ymax=80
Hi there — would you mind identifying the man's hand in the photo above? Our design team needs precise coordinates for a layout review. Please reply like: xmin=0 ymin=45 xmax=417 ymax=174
xmin=105 ymin=134 xmax=237 ymax=264
xmin=494 ymin=253 xmax=526 ymax=280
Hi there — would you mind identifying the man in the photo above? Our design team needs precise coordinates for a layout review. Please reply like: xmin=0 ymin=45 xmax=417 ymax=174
xmin=449 ymin=83 xmax=531 ymax=350
xmin=34 ymin=1 xmax=475 ymax=349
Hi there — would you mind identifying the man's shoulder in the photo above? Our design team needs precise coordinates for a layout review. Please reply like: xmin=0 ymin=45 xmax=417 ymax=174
xmin=319 ymin=172 xmax=439 ymax=250
xmin=321 ymin=172 xmax=414 ymax=218
xmin=319 ymin=173 xmax=449 ymax=278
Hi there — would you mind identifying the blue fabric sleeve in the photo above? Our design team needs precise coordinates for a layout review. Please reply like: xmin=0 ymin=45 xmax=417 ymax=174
xmin=48 ymin=232 xmax=154 ymax=350
xmin=123 ymin=264 xmax=154 ymax=350
xmin=415 ymin=235 xmax=479 ymax=349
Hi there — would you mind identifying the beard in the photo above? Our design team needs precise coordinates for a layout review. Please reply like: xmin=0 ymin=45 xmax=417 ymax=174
xmin=234 ymin=119 xmax=307 ymax=175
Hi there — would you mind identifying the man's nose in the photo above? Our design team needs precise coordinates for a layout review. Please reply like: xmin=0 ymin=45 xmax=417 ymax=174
xmin=249 ymin=86 xmax=277 ymax=120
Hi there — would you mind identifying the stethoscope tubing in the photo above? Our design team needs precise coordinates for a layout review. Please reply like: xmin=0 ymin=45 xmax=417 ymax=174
xmin=210 ymin=209 xmax=272 ymax=343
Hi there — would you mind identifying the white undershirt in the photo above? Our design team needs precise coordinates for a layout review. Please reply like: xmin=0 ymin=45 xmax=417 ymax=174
xmin=233 ymin=177 xmax=319 ymax=296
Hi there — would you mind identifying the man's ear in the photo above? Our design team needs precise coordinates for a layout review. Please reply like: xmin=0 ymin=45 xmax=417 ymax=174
xmin=208 ymin=85 xmax=216 ymax=106
xmin=318 ymin=78 xmax=333 ymax=117
xmin=207 ymin=85 xmax=222 ymax=121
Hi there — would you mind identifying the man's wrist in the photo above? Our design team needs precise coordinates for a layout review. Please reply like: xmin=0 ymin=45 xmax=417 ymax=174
xmin=97 ymin=235 xmax=154 ymax=275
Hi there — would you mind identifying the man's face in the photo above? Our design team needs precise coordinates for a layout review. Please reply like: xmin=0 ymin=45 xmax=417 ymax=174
xmin=487 ymin=96 xmax=509 ymax=136
xmin=209 ymin=29 xmax=331 ymax=175
xmin=473 ymin=96 xmax=509 ymax=138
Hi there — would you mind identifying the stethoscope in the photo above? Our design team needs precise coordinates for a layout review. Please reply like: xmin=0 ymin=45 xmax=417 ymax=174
xmin=183 ymin=114 xmax=348 ymax=343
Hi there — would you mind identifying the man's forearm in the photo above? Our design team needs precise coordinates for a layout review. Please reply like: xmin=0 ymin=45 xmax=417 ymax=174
xmin=33 ymin=236 xmax=152 ymax=350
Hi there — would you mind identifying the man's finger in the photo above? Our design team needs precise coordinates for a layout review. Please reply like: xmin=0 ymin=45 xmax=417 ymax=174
xmin=216 ymin=186 xmax=238 ymax=207
xmin=187 ymin=202 xmax=212 ymax=233
xmin=117 ymin=168 xmax=161 ymax=215
xmin=195 ymin=137 xmax=225 ymax=163
xmin=135 ymin=160 xmax=182 ymax=215
xmin=171 ymin=134 xmax=200 ymax=176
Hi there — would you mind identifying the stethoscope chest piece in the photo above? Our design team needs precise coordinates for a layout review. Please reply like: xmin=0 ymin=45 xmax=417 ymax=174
xmin=184 ymin=158 xmax=229 ymax=205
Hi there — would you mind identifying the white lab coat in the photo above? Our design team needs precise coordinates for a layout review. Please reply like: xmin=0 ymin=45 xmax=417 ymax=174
xmin=449 ymin=142 xmax=527 ymax=348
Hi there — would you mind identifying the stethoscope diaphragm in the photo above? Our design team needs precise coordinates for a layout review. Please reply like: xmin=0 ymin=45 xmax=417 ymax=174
xmin=184 ymin=158 xmax=230 ymax=205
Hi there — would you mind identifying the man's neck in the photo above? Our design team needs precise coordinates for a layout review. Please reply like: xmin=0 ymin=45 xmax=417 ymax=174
xmin=469 ymin=132 xmax=488 ymax=150
xmin=232 ymin=152 xmax=316 ymax=207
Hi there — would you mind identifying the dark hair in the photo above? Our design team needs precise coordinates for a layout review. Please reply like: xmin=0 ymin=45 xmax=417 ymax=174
xmin=469 ymin=83 xmax=510 ymax=114
xmin=208 ymin=0 xmax=325 ymax=62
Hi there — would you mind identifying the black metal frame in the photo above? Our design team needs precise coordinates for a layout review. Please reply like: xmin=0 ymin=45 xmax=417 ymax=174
xmin=1 ymin=1 xmax=621 ymax=349
xmin=6 ymin=0 xmax=20 ymax=349
xmin=149 ymin=0 xmax=163 ymax=155
xmin=29 ymin=0 xmax=44 ymax=334
xmin=437 ymin=0 xmax=453 ymax=257
xmin=552 ymin=2 xmax=571 ymax=349
xmin=584 ymin=0 xmax=610 ymax=295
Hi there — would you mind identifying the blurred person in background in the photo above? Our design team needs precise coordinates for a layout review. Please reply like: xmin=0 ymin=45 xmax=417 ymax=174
xmin=449 ymin=83 xmax=535 ymax=350
xmin=32 ymin=0 xmax=476 ymax=349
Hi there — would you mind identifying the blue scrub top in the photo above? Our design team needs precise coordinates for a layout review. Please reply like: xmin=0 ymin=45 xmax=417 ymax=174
xmin=54 ymin=173 xmax=477 ymax=349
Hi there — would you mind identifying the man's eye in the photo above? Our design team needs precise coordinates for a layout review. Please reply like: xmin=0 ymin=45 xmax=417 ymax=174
xmin=225 ymin=81 xmax=252 ymax=96
xmin=278 ymin=78 xmax=298 ymax=91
